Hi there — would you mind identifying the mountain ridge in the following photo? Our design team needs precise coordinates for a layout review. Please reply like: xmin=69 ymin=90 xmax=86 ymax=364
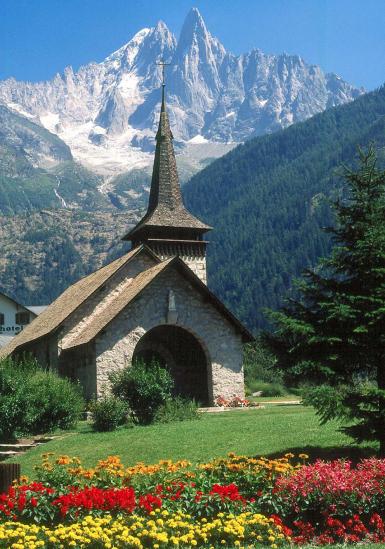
xmin=0 ymin=7 xmax=363 ymax=178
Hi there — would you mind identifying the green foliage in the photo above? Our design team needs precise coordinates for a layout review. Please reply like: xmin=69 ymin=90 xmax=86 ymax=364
xmin=246 ymin=381 xmax=286 ymax=398
xmin=24 ymin=370 xmax=84 ymax=434
xmin=0 ymin=357 xmax=29 ymax=441
xmin=302 ymin=384 xmax=349 ymax=424
xmin=154 ymin=397 xmax=200 ymax=423
xmin=243 ymin=340 xmax=286 ymax=396
xmin=90 ymin=395 xmax=129 ymax=432
xmin=243 ymin=340 xmax=281 ymax=383
xmin=0 ymin=355 xmax=84 ymax=441
xmin=184 ymin=86 xmax=385 ymax=331
xmin=264 ymin=148 xmax=385 ymax=453
xmin=110 ymin=359 xmax=174 ymax=425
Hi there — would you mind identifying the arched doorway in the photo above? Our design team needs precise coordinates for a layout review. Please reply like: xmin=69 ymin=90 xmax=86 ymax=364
xmin=133 ymin=325 xmax=210 ymax=405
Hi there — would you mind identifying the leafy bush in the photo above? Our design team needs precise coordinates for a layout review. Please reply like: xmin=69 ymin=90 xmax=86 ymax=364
xmin=246 ymin=380 xmax=287 ymax=397
xmin=154 ymin=397 xmax=200 ymax=423
xmin=244 ymin=340 xmax=281 ymax=383
xmin=243 ymin=340 xmax=287 ymax=397
xmin=90 ymin=395 xmax=129 ymax=432
xmin=0 ymin=357 xmax=29 ymax=440
xmin=0 ymin=355 xmax=84 ymax=441
xmin=110 ymin=359 xmax=174 ymax=424
xmin=24 ymin=370 xmax=84 ymax=434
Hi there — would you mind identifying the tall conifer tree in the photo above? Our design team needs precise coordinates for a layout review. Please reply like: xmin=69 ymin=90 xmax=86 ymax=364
xmin=265 ymin=148 xmax=385 ymax=454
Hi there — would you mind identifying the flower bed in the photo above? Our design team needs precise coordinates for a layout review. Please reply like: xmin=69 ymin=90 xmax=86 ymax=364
xmin=0 ymin=512 xmax=287 ymax=548
xmin=214 ymin=395 xmax=260 ymax=407
xmin=1 ymin=452 xmax=385 ymax=547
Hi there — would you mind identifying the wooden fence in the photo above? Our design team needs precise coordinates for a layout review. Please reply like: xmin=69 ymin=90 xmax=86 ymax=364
xmin=0 ymin=463 xmax=20 ymax=493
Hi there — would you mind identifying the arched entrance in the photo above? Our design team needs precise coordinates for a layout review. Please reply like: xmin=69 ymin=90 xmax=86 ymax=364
xmin=133 ymin=325 xmax=210 ymax=405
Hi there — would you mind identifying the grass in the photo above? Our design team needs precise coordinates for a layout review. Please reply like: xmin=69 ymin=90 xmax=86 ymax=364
xmin=10 ymin=405 xmax=376 ymax=477
xmin=251 ymin=394 xmax=300 ymax=403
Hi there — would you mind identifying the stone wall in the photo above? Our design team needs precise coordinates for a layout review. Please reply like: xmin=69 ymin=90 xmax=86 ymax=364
xmin=150 ymin=250 xmax=207 ymax=284
xmin=20 ymin=333 xmax=58 ymax=370
xmin=174 ymin=255 xmax=207 ymax=284
xmin=94 ymin=266 xmax=244 ymax=402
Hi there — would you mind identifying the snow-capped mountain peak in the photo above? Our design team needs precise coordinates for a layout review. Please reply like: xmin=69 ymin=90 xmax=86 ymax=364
xmin=104 ymin=27 xmax=152 ymax=70
xmin=0 ymin=7 xmax=364 ymax=176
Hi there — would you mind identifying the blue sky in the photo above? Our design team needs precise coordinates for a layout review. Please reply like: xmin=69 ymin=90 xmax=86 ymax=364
xmin=1 ymin=0 xmax=384 ymax=90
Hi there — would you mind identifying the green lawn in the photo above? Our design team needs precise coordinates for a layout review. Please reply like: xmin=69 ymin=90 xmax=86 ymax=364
xmin=10 ymin=405 xmax=376 ymax=477
xmin=250 ymin=395 xmax=300 ymax=403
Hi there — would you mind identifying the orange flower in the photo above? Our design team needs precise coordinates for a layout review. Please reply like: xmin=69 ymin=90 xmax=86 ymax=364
xmin=56 ymin=455 xmax=71 ymax=465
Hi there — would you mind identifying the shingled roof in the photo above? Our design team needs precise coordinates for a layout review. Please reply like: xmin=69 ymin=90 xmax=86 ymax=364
xmin=63 ymin=259 xmax=173 ymax=348
xmin=64 ymin=256 xmax=253 ymax=349
xmin=0 ymin=246 xmax=158 ymax=358
xmin=123 ymin=84 xmax=211 ymax=241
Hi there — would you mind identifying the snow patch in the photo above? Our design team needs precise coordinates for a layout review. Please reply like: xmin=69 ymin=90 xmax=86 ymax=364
xmin=6 ymin=102 xmax=35 ymax=119
xmin=40 ymin=112 xmax=60 ymax=132
xmin=118 ymin=73 xmax=143 ymax=110
xmin=188 ymin=134 xmax=208 ymax=144
xmin=56 ymin=119 xmax=152 ymax=176
xmin=92 ymin=125 xmax=107 ymax=135
xmin=127 ymin=189 xmax=142 ymax=198
xmin=98 ymin=175 xmax=115 ymax=195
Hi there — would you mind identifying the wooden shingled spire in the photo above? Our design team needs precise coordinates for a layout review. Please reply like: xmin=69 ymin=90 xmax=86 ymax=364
xmin=122 ymin=67 xmax=211 ymax=246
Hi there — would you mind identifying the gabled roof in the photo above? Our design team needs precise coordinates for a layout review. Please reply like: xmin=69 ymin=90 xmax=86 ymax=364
xmin=0 ymin=290 xmax=37 ymax=316
xmin=123 ymin=85 xmax=211 ymax=241
xmin=65 ymin=256 xmax=253 ymax=349
xmin=63 ymin=259 xmax=173 ymax=348
xmin=0 ymin=246 xmax=159 ymax=358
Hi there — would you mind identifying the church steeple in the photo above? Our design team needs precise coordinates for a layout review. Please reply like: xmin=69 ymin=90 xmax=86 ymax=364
xmin=123 ymin=72 xmax=211 ymax=283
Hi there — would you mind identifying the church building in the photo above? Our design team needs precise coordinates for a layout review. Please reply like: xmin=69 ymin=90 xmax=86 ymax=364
xmin=0 ymin=82 xmax=253 ymax=405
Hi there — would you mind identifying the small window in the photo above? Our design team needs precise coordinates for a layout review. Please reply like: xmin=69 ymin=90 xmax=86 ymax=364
xmin=15 ymin=312 xmax=30 ymax=325
xmin=0 ymin=313 xmax=4 ymax=325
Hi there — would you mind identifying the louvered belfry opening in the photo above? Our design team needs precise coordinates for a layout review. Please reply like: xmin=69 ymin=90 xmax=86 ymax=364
xmin=122 ymin=80 xmax=211 ymax=282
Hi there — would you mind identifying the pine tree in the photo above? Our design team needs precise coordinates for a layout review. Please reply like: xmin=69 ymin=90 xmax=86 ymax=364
xmin=264 ymin=148 xmax=385 ymax=454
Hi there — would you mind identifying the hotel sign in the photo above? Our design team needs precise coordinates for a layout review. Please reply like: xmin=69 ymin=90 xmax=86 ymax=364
xmin=0 ymin=325 xmax=23 ymax=333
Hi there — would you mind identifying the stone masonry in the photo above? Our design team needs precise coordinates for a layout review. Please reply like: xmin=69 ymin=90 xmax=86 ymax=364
xmin=94 ymin=266 xmax=244 ymax=402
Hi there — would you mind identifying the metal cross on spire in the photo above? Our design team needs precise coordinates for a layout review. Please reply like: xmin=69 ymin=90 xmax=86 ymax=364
xmin=157 ymin=58 xmax=171 ymax=86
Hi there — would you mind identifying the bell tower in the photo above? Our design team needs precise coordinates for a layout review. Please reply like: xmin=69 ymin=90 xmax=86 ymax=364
xmin=122 ymin=71 xmax=211 ymax=283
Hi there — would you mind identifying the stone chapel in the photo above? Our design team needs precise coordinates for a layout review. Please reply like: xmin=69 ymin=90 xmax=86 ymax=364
xmin=0 ymin=82 xmax=253 ymax=405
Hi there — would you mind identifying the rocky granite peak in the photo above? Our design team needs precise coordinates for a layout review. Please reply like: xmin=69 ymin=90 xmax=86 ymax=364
xmin=0 ymin=8 xmax=364 ymax=176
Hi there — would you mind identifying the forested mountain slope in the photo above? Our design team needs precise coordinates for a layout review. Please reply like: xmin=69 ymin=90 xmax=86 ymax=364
xmin=184 ymin=86 xmax=385 ymax=332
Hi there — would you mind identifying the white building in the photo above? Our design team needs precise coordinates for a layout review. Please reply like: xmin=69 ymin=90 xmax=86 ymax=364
xmin=0 ymin=292 xmax=46 ymax=348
